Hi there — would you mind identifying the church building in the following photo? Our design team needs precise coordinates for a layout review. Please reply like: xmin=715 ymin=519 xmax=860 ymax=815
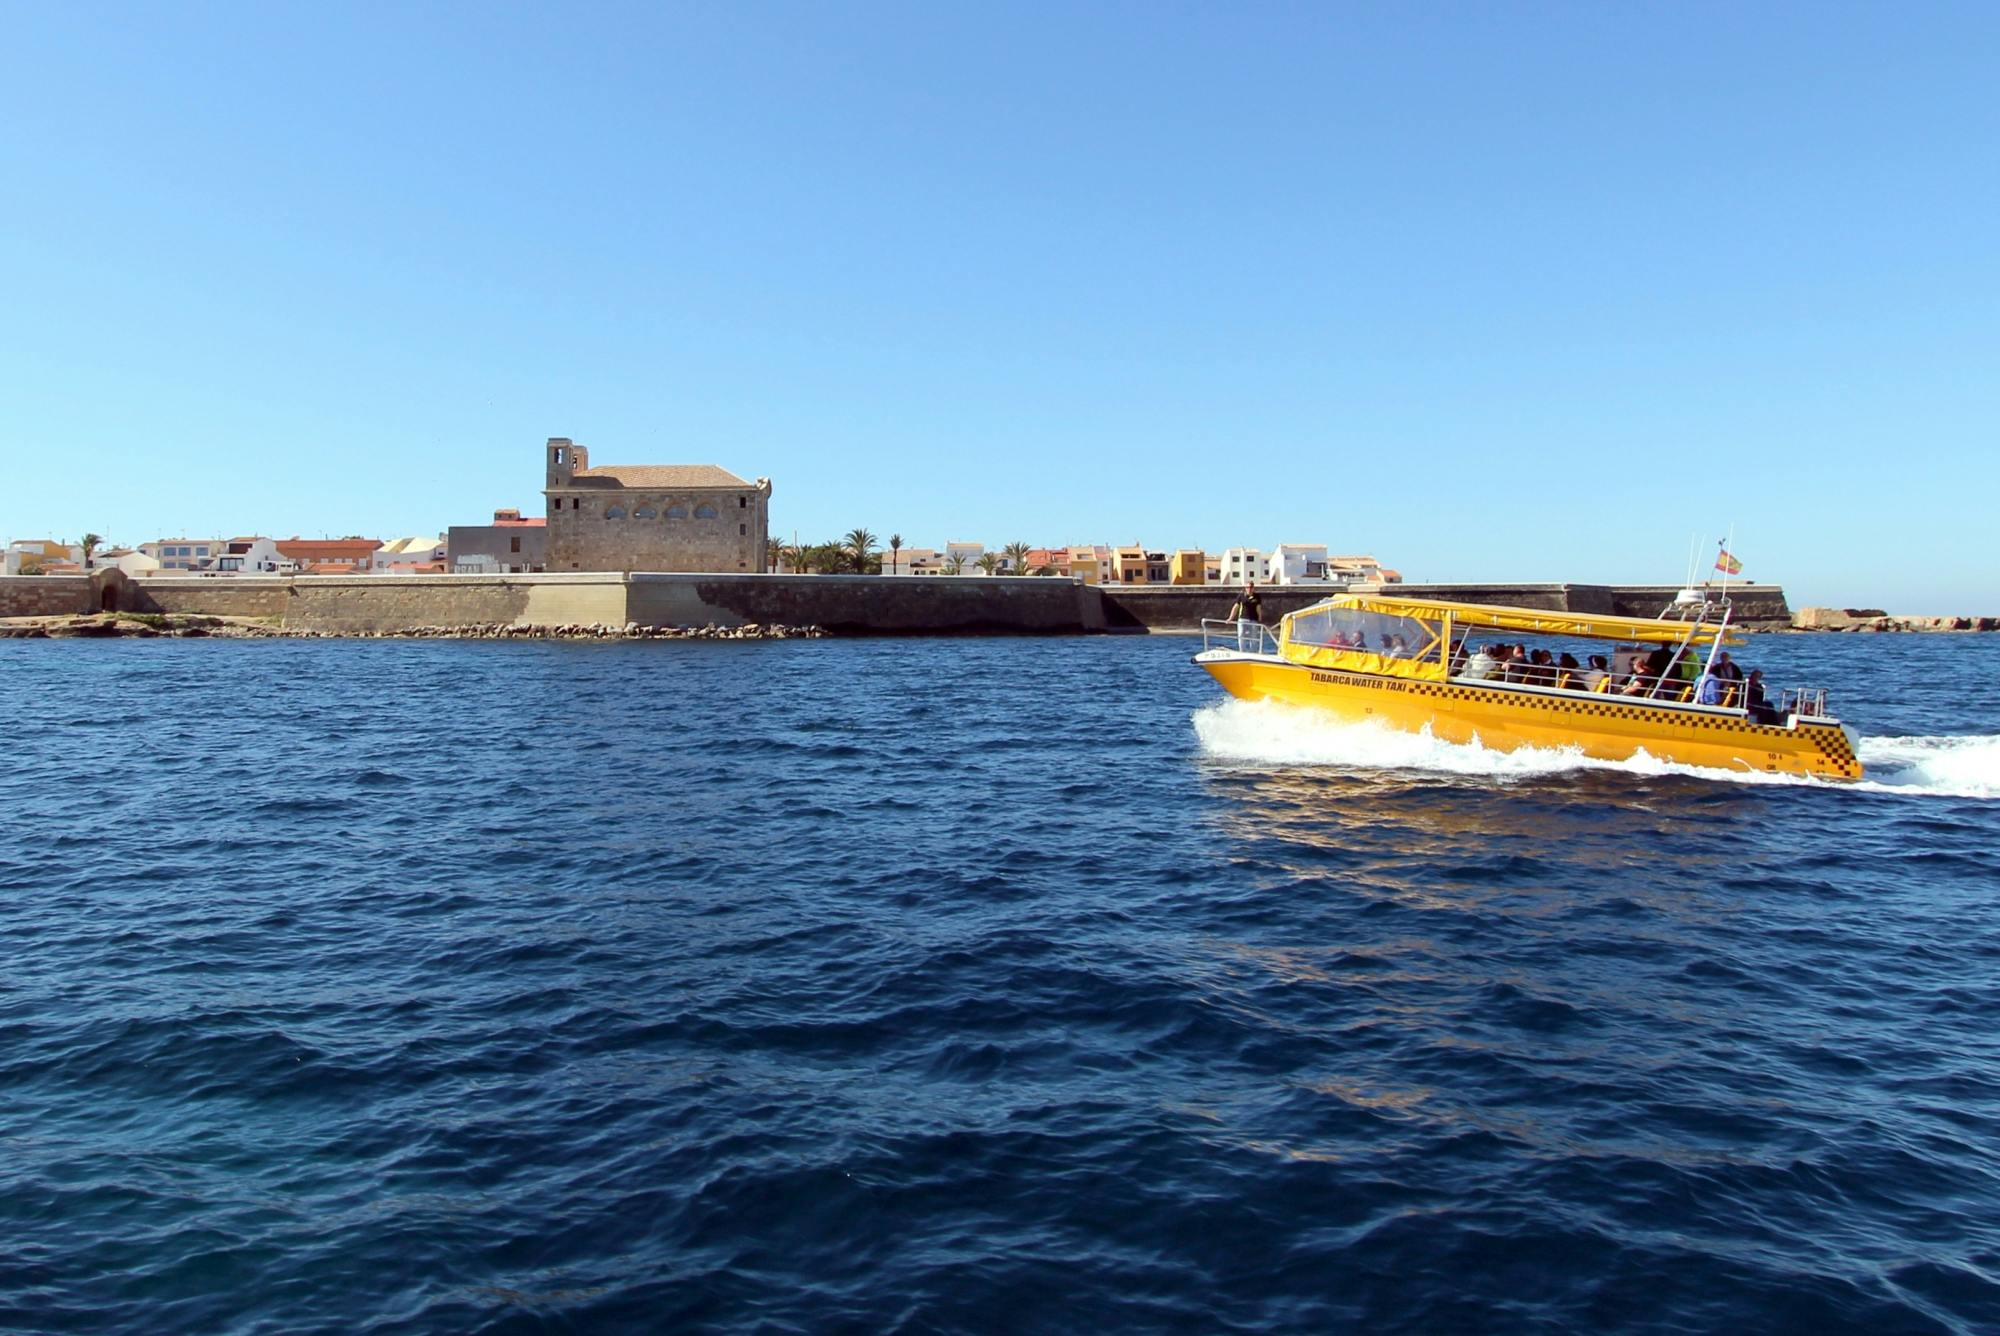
xmin=543 ymin=438 xmax=772 ymax=573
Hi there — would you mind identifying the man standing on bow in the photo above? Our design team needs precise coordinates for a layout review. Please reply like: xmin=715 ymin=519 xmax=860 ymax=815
xmin=1228 ymin=581 xmax=1265 ymax=651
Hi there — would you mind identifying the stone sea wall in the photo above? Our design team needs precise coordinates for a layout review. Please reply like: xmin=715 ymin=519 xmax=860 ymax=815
xmin=5 ymin=574 xmax=1810 ymax=635
xmin=0 ymin=576 xmax=97 ymax=618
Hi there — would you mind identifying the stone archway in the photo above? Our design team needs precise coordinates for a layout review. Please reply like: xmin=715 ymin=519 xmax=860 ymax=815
xmin=92 ymin=569 xmax=128 ymax=614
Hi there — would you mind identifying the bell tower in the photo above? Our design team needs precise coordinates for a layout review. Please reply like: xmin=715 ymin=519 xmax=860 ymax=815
xmin=546 ymin=437 xmax=586 ymax=487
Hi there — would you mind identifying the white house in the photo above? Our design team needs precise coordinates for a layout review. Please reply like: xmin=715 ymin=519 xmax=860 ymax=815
xmin=1215 ymin=547 xmax=1270 ymax=586
xmin=211 ymin=537 xmax=291 ymax=574
xmin=1267 ymin=543 xmax=1333 ymax=585
xmin=139 ymin=538 xmax=227 ymax=571
xmin=944 ymin=540 xmax=987 ymax=574
xmin=880 ymin=547 xmax=943 ymax=575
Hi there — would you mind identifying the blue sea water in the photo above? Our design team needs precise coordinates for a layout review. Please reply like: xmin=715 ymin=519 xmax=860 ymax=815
xmin=2 ymin=632 xmax=1998 ymax=1333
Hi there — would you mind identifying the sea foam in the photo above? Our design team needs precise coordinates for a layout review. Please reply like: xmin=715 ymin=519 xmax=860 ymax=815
xmin=1191 ymin=698 xmax=2000 ymax=800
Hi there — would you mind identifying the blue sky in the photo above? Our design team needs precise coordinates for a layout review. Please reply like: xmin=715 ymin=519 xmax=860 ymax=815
xmin=3 ymin=2 xmax=1994 ymax=610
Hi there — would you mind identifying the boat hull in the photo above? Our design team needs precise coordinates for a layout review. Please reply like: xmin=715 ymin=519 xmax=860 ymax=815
xmin=1199 ymin=653 xmax=1863 ymax=780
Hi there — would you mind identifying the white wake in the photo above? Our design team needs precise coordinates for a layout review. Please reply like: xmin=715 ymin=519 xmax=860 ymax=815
xmin=1190 ymin=699 xmax=2000 ymax=800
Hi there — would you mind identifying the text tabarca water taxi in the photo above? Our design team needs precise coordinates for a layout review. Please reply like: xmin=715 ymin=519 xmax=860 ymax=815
xmin=1195 ymin=593 xmax=1862 ymax=780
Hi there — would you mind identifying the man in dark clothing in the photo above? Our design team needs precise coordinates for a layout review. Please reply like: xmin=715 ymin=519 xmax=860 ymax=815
xmin=1228 ymin=582 xmax=1265 ymax=650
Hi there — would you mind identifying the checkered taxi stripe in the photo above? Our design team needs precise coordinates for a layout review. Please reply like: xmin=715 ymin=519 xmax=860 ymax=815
xmin=1403 ymin=679 xmax=1855 ymax=770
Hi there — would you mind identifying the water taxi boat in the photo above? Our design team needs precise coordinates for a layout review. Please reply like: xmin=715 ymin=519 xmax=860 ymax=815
xmin=1195 ymin=593 xmax=1862 ymax=780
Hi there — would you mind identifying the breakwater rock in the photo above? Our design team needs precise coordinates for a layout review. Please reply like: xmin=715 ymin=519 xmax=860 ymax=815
xmin=1792 ymin=607 xmax=1998 ymax=633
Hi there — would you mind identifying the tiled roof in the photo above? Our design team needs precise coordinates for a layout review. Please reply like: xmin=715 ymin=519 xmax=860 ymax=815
xmin=278 ymin=539 xmax=381 ymax=558
xmin=493 ymin=517 xmax=546 ymax=527
xmin=573 ymin=464 xmax=749 ymax=489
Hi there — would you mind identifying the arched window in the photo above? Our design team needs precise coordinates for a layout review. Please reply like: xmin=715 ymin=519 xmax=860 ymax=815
xmin=665 ymin=505 xmax=688 ymax=520
xmin=634 ymin=507 xmax=658 ymax=520
xmin=604 ymin=506 xmax=626 ymax=520
xmin=694 ymin=504 xmax=718 ymax=520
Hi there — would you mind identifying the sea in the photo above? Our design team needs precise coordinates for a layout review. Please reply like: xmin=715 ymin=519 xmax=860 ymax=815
xmin=3 ymin=632 xmax=1997 ymax=1334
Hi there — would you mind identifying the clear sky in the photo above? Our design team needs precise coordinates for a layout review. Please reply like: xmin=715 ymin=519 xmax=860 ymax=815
xmin=3 ymin=2 xmax=1994 ymax=611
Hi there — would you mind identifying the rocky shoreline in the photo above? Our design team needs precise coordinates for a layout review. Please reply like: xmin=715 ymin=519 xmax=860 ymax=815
xmin=1789 ymin=607 xmax=1999 ymax=633
xmin=0 ymin=613 xmax=828 ymax=641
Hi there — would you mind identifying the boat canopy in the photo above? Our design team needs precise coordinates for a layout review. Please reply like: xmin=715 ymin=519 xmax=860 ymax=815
xmin=1290 ymin=594 xmax=1747 ymax=647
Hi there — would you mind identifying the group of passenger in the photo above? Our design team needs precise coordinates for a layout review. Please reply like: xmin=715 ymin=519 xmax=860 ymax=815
xmin=1450 ymin=639 xmax=1780 ymax=721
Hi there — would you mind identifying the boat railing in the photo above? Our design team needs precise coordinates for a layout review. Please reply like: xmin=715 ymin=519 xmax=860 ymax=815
xmin=1200 ymin=618 xmax=1281 ymax=656
xmin=1447 ymin=665 xmax=1833 ymax=717
xmin=1782 ymin=686 xmax=1830 ymax=718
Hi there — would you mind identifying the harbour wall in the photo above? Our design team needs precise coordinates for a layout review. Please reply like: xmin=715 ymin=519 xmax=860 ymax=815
xmin=5 ymin=574 xmax=1792 ymax=634
xmin=1101 ymin=583 xmax=1794 ymax=631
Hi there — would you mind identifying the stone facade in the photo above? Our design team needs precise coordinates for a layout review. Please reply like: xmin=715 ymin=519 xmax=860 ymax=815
xmin=542 ymin=438 xmax=771 ymax=574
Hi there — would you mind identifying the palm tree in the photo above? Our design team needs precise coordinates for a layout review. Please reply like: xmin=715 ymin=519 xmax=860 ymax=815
xmin=766 ymin=537 xmax=786 ymax=572
xmin=80 ymin=533 xmax=103 ymax=571
xmin=813 ymin=542 xmax=848 ymax=575
xmin=844 ymin=528 xmax=877 ymax=574
xmin=975 ymin=552 xmax=1001 ymax=576
xmin=943 ymin=554 xmax=966 ymax=576
xmin=1001 ymin=541 xmax=1031 ymax=575
xmin=888 ymin=534 xmax=903 ymax=575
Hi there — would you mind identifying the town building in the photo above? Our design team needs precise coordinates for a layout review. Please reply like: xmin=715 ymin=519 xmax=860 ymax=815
xmin=376 ymin=537 xmax=448 ymax=574
xmin=97 ymin=548 xmax=163 ymax=577
xmin=5 ymin=540 xmax=84 ymax=575
xmin=139 ymin=538 xmax=226 ymax=571
xmin=1216 ymin=547 xmax=1270 ymax=586
xmin=278 ymin=538 xmax=382 ymax=575
xmin=544 ymin=438 xmax=771 ymax=573
xmin=1328 ymin=554 xmax=1403 ymax=584
xmin=879 ymin=547 xmax=943 ymax=575
xmin=1168 ymin=549 xmax=1206 ymax=585
xmin=943 ymin=541 xmax=986 ymax=574
xmin=449 ymin=509 xmax=547 ymax=574
xmin=1267 ymin=543 xmax=1333 ymax=584
xmin=213 ymin=537 xmax=290 ymax=573
xmin=1065 ymin=545 xmax=1113 ymax=584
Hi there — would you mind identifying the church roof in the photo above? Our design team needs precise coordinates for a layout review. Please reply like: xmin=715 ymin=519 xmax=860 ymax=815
xmin=573 ymin=464 xmax=749 ymax=489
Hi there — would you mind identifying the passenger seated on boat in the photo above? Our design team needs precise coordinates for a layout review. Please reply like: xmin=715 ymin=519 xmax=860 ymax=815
xmin=1556 ymin=652 xmax=1581 ymax=688
xmin=1697 ymin=671 xmax=1726 ymax=705
xmin=1745 ymin=670 xmax=1782 ymax=724
xmin=1500 ymin=644 xmax=1529 ymax=683
xmin=1641 ymin=645 xmax=1675 ymax=696
xmin=1581 ymin=655 xmax=1612 ymax=692
xmin=1462 ymin=643 xmax=1502 ymax=680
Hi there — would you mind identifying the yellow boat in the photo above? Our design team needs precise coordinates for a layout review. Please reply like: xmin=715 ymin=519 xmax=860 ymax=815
xmin=1195 ymin=592 xmax=1862 ymax=780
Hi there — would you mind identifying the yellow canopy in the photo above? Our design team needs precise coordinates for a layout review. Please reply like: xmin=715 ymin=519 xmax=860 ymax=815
xmin=1296 ymin=593 xmax=1748 ymax=647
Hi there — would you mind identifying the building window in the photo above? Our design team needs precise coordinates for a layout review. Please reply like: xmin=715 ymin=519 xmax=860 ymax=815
xmin=739 ymin=496 xmax=747 ymax=508
xmin=739 ymin=523 xmax=747 ymax=535
xmin=572 ymin=498 xmax=580 ymax=510
xmin=666 ymin=505 xmax=687 ymax=520
xmin=605 ymin=506 xmax=626 ymax=520
xmin=509 ymin=536 xmax=521 ymax=554
xmin=634 ymin=507 xmax=657 ymax=520
xmin=694 ymin=504 xmax=718 ymax=520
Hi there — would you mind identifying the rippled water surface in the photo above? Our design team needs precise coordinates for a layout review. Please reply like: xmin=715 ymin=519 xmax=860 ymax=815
xmin=4 ymin=633 xmax=1999 ymax=1333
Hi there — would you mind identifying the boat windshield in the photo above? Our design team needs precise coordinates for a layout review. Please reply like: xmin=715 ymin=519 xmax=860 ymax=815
xmin=1289 ymin=606 xmax=1439 ymax=658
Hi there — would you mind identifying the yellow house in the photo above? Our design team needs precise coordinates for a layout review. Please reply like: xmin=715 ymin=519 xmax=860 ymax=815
xmin=1169 ymin=549 xmax=1206 ymax=585
xmin=1113 ymin=545 xmax=1149 ymax=584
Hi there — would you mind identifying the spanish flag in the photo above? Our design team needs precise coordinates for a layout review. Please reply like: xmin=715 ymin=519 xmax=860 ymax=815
xmin=1714 ymin=547 xmax=1743 ymax=576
